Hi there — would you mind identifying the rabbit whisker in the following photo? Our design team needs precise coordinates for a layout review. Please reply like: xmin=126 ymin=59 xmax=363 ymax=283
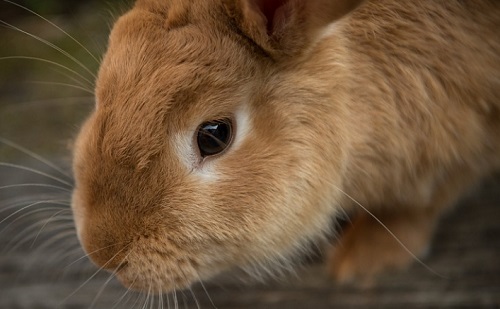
xmin=21 ymin=230 xmax=79 ymax=272
xmin=2 ymin=0 xmax=101 ymax=65
xmin=110 ymin=279 xmax=136 ymax=309
xmin=0 ymin=183 xmax=71 ymax=192
xmin=0 ymin=19 xmax=97 ymax=79
xmin=30 ymin=208 xmax=71 ymax=247
xmin=1 ymin=96 xmax=94 ymax=109
xmin=141 ymin=281 xmax=152 ymax=309
xmin=121 ymin=279 xmax=143 ymax=309
xmin=193 ymin=269 xmax=217 ymax=309
xmin=0 ymin=137 xmax=73 ymax=180
xmin=2 ymin=209 xmax=70 ymax=250
xmin=0 ymin=200 xmax=69 ymax=230
xmin=29 ymin=228 xmax=77 ymax=252
xmin=0 ymin=200 xmax=67 ymax=217
xmin=0 ymin=162 xmax=73 ymax=187
xmin=173 ymin=285 xmax=178 ymax=309
xmin=25 ymin=80 xmax=95 ymax=95
xmin=0 ymin=56 xmax=94 ymax=88
xmin=49 ymin=65 xmax=95 ymax=91
xmin=60 ymin=243 xmax=132 ymax=307
xmin=64 ymin=241 xmax=131 ymax=270
xmin=89 ymin=252 xmax=131 ymax=309
xmin=187 ymin=286 xmax=201 ymax=309
xmin=332 ymin=185 xmax=447 ymax=279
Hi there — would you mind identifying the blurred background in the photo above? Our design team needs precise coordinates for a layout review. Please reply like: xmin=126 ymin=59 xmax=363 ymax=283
xmin=0 ymin=0 xmax=499 ymax=308
xmin=0 ymin=0 xmax=130 ymax=161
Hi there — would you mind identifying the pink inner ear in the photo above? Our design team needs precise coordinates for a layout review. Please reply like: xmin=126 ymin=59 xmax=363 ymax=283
xmin=253 ymin=0 xmax=290 ymax=34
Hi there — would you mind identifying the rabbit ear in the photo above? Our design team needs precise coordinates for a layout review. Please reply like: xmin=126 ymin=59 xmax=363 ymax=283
xmin=223 ymin=0 xmax=364 ymax=58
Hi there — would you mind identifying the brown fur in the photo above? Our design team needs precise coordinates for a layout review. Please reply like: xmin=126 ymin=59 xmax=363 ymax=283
xmin=71 ymin=0 xmax=500 ymax=292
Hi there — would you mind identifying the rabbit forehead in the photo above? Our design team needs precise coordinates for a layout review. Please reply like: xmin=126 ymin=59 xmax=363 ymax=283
xmin=96 ymin=1 xmax=261 ymax=111
xmin=92 ymin=6 xmax=259 ymax=168
xmin=97 ymin=8 xmax=252 ymax=102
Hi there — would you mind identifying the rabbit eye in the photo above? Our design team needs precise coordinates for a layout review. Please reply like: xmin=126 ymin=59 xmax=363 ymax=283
xmin=196 ymin=118 xmax=233 ymax=158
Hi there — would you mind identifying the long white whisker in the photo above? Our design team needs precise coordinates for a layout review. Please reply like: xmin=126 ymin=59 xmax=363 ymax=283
xmin=2 ymin=210 xmax=68 ymax=252
xmin=0 ymin=19 xmax=97 ymax=79
xmin=121 ymin=280 xmax=143 ymax=309
xmin=0 ymin=197 xmax=69 ymax=216
xmin=188 ymin=287 xmax=201 ymax=309
xmin=147 ymin=281 xmax=153 ymax=309
xmin=44 ymin=245 xmax=83 ymax=276
xmin=0 ymin=196 xmax=66 ymax=211
xmin=2 ymin=96 xmax=94 ymax=109
xmin=58 ymin=246 xmax=86 ymax=270
xmin=180 ymin=290 xmax=189 ymax=309
xmin=2 ymin=0 xmax=101 ymax=65
xmin=141 ymin=283 xmax=151 ymax=309
xmin=9 ymin=224 xmax=75 ymax=254
xmin=21 ymin=229 xmax=77 ymax=259
xmin=151 ymin=280 xmax=157 ymax=309
xmin=22 ymin=230 xmax=80 ymax=275
xmin=150 ymin=276 xmax=157 ymax=309
xmin=193 ymin=269 xmax=217 ymax=309
xmin=26 ymin=80 xmax=95 ymax=95
xmin=333 ymin=185 xmax=447 ymax=278
xmin=0 ymin=162 xmax=73 ymax=187
xmin=64 ymin=241 xmax=130 ymax=270
xmin=159 ymin=288 xmax=164 ymax=309
xmin=111 ymin=275 xmax=138 ymax=309
xmin=30 ymin=208 xmax=71 ymax=247
xmin=1 ymin=206 xmax=69 ymax=235
xmin=89 ymin=267 xmax=120 ymax=309
xmin=0 ymin=200 xmax=69 ymax=227
xmin=60 ymin=243 xmax=132 ymax=306
xmin=173 ymin=288 xmax=178 ymax=309
xmin=48 ymin=65 xmax=95 ymax=91
xmin=89 ymin=252 xmax=130 ymax=309
xmin=0 ymin=183 xmax=71 ymax=192
xmin=167 ymin=290 xmax=172 ymax=309
xmin=0 ymin=56 xmax=94 ymax=88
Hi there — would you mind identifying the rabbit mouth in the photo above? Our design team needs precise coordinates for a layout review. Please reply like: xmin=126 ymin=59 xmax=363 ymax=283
xmin=113 ymin=251 xmax=200 ymax=293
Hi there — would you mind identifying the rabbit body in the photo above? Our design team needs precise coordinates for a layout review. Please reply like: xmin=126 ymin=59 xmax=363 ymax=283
xmin=71 ymin=0 xmax=500 ymax=291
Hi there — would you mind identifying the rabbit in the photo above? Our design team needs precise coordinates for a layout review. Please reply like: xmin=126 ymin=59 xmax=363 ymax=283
xmin=71 ymin=0 xmax=500 ymax=293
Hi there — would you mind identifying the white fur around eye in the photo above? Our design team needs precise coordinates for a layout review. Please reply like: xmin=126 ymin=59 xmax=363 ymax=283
xmin=173 ymin=129 xmax=199 ymax=172
xmin=317 ymin=22 xmax=340 ymax=44
xmin=232 ymin=106 xmax=250 ymax=153
xmin=173 ymin=106 xmax=251 ymax=181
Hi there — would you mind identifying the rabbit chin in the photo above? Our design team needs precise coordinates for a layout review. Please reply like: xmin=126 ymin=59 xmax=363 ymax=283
xmin=113 ymin=257 xmax=199 ymax=293
xmin=108 ymin=237 xmax=231 ymax=293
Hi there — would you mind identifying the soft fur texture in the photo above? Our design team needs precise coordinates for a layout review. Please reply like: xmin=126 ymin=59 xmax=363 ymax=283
xmin=71 ymin=0 xmax=500 ymax=292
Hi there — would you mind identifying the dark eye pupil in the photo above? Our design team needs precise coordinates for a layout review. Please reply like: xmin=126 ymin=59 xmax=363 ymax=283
xmin=197 ymin=119 xmax=233 ymax=157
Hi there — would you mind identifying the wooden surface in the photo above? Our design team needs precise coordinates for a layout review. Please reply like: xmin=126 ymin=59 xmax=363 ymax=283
xmin=0 ymin=164 xmax=498 ymax=308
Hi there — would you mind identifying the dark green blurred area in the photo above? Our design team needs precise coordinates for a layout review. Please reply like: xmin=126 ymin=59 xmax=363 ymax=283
xmin=0 ymin=0 xmax=131 ymax=161
xmin=4 ymin=0 xmax=97 ymax=17
xmin=2 ymin=0 xmax=131 ymax=18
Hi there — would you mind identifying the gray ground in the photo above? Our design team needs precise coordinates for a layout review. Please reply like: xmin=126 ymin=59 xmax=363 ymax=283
xmin=1 ymin=1 xmax=499 ymax=308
